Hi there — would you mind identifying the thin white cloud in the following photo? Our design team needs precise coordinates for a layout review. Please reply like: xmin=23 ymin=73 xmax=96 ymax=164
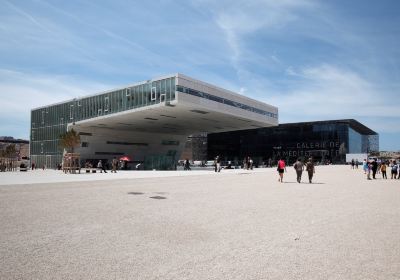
xmin=3 ymin=0 xmax=53 ymax=33
xmin=207 ymin=0 xmax=316 ymax=75
xmin=0 ymin=69 xmax=112 ymax=138
xmin=264 ymin=64 xmax=400 ymax=132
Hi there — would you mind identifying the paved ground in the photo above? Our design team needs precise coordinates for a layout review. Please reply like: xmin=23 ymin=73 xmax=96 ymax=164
xmin=0 ymin=168 xmax=219 ymax=186
xmin=0 ymin=166 xmax=399 ymax=279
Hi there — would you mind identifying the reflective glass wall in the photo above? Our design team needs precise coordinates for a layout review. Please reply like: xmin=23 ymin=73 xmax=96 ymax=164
xmin=31 ymin=77 xmax=176 ymax=168
xmin=208 ymin=121 xmax=377 ymax=165
xmin=348 ymin=127 xmax=362 ymax=153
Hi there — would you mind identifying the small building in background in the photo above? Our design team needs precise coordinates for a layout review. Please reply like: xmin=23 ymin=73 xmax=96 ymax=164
xmin=0 ymin=137 xmax=30 ymax=160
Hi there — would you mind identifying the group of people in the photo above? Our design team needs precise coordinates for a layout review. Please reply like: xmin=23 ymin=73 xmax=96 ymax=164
xmin=243 ymin=156 xmax=254 ymax=170
xmin=84 ymin=158 xmax=120 ymax=173
xmin=362 ymin=159 xmax=399 ymax=180
xmin=0 ymin=160 xmax=15 ymax=172
xmin=277 ymin=158 xmax=316 ymax=183
xmin=350 ymin=159 xmax=359 ymax=169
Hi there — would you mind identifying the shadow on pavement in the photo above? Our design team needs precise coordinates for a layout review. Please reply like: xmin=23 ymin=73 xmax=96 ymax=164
xmin=282 ymin=181 xmax=325 ymax=184
xmin=149 ymin=196 xmax=167 ymax=200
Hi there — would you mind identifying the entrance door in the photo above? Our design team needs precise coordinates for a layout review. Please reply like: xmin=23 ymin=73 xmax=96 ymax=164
xmin=46 ymin=155 xmax=52 ymax=169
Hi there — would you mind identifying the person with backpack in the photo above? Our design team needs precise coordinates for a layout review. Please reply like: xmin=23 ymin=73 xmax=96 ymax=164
xmin=293 ymin=158 xmax=304 ymax=183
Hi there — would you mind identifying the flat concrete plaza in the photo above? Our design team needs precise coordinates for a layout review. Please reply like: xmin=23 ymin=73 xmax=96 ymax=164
xmin=1 ymin=166 xmax=399 ymax=279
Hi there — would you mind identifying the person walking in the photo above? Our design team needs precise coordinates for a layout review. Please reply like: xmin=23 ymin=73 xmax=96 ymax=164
xmin=97 ymin=160 xmax=103 ymax=173
xmin=216 ymin=156 xmax=221 ymax=172
xmin=351 ymin=159 xmax=355 ymax=169
xmin=306 ymin=158 xmax=315 ymax=183
xmin=391 ymin=161 xmax=398 ymax=179
xmin=293 ymin=158 xmax=304 ymax=183
xmin=97 ymin=160 xmax=107 ymax=173
xmin=214 ymin=156 xmax=221 ymax=172
xmin=184 ymin=159 xmax=191 ymax=171
xmin=363 ymin=159 xmax=368 ymax=174
xmin=377 ymin=159 xmax=381 ymax=174
xmin=355 ymin=159 xmax=359 ymax=169
xmin=381 ymin=161 xmax=387 ymax=179
xmin=367 ymin=161 xmax=372 ymax=180
xmin=245 ymin=156 xmax=250 ymax=170
xmin=371 ymin=159 xmax=378 ymax=179
xmin=396 ymin=161 xmax=400 ymax=179
xmin=277 ymin=158 xmax=286 ymax=183
xmin=111 ymin=157 xmax=118 ymax=173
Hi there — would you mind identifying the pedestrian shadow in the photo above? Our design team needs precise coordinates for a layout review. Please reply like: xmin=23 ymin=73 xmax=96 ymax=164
xmin=282 ymin=182 xmax=325 ymax=184
xmin=128 ymin=192 xmax=168 ymax=199
xmin=149 ymin=196 xmax=167 ymax=200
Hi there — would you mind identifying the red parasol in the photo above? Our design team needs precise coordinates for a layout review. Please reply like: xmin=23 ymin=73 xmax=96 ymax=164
xmin=119 ymin=156 xmax=131 ymax=161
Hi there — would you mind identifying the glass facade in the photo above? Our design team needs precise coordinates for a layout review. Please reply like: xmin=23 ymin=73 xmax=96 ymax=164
xmin=176 ymin=85 xmax=278 ymax=119
xmin=208 ymin=120 xmax=378 ymax=165
xmin=348 ymin=127 xmax=362 ymax=153
xmin=30 ymin=77 xmax=176 ymax=168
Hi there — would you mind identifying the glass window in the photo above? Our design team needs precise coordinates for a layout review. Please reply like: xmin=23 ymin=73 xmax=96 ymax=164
xmin=166 ymin=78 xmax=171 ymax=100
xmin=151 ymin=83 xmax=157 ymax=101
xmin=171 ymin=78 xmax=175 ymax=100
xmin=160 ymin=79 xmax=166 ymax=102
xmin=156 ymin=80 xmax=161 ymax=103
xmin=104 ymin=96 xmax=109 ymax=112
xmin=70 ymin=105 xmax=74 ymax=120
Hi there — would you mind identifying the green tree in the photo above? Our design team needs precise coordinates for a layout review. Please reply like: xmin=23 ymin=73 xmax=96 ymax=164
xmin=59 ymin=129 xmax=81 ymax=153
xmin=59 ymin=129 xmax=81 ymax=173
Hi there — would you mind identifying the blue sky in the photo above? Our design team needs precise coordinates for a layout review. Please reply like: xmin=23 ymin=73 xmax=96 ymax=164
xmin=0 ymin=0 xmax=399 ymax=150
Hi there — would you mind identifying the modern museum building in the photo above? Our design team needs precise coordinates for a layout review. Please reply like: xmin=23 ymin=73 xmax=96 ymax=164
xmin=30 ymin=74 xmax=278 ymax=169
xmin=207 ymin=119 xmax=379 ymax=165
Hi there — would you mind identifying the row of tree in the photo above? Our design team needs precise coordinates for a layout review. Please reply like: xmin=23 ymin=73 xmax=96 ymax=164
xmin=0 ymin=129 xmax=80 ymax=159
